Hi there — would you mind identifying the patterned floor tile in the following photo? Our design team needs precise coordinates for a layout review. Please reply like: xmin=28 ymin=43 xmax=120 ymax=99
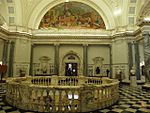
xmin=138 ymin=108 xmax=150 ymax=113
xmin=124 ymin=108 xmax=137 ymax=112
xmin=99 ymin=109 xmax=110 ymax=113
xmin=7 ymin=111 xmax=20 ymax=113
xmin=111 ymin=108 xmax=124 ymax=112
xmin=0 ymin=110 xmax=6 ymax=113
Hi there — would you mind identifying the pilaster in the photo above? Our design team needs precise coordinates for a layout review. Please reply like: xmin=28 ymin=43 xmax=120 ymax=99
xmin=8 ymin=41 xmax=15 ymax=77
xmin=109 ymin=45 xmax=112 ymax=78
xmin=134 ymin=42 xmax=140 ymax=80
xmin=54 ymin=43 xmax=59 ymax=75
xmin=128 ymin=42 xmax=133 ymax=80
xmin=83 ymin=44 xmax=88 ymax=76
xmin=29 ymin=44 xmax=34 ymax=75
xmin=142 ymin=31 xmax=150 ymax=83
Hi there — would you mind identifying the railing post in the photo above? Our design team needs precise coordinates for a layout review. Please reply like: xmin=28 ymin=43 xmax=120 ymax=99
xmin=51 ymin=75 xmax=58 ymax=85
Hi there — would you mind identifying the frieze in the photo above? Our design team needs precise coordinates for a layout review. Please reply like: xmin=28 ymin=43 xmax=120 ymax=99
xmin=0 ymin=25 xmax=149 ymax=43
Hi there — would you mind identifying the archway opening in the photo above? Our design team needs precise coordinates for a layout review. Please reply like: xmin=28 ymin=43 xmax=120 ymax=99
xmin=61 ymin=51 xmax=81 ymax=76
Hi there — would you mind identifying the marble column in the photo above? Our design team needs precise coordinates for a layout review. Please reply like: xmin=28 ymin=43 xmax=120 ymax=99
xmin=83 ymin=44 xmax=88 ymax=76
xmin=8 ymin=41 xmax=15 ymax=77
xmin=29 ymin=44 xmax=34 ymax=76
xmin=2 ymin=40 xmax=8 ymax=65
xmin=143 ymin=32 xmax=150 ymax=83
xmin=134 ymin=42 xmax=140 ymax=80
xmin=54 ymin=44 xmax=59 ymax=75
xmin=109 ymin=45 xmax=112 ymax=78
xmin=128 ymin=42 xmax=133 ymax=79
xmin=128 ymin=42 xmax=140 ymax=80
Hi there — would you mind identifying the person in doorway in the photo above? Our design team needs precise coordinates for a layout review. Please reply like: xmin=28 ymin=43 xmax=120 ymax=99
xmin=116 ymin=69 xmax=122 ymax=87
xmin=96 ymin=67 xmax=100 ymax=74
xmin=106 ymin=69 xmax=110 ymax=77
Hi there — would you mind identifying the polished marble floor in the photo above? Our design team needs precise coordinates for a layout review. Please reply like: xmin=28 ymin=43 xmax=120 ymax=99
xmin=0 ymin=86 xmax=150 ymax=113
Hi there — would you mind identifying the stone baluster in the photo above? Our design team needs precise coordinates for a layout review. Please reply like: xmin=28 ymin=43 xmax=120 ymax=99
xmin=51 ymin=76 xmax=58 ymax=86
xmin=42 ymin=78 xmax=43 ymax=85
xmin=97 ymin=89 xmax=100 ymax=108
xmin=36 ymin=78 xmax=38 ymax=85
xmin=107 ymin=87 xmax=109 ymax=98
xmin=52 ymin=90 xmax=56 ymax=112
xmin=71 ymin=91 xmax=74 ymax=111
xmin=101 ymin=88 xmax=104 ymax=100
xmin=40 ymin=78 xmax=42 ymax=85
xmin=39 ymin=89 xmax=44 ymax=112
xmin=58 ymin=90 xmax=62 ymax=112
xmin=44 ymin=78 xmax=46 ymax=85
xmin=64 ymin=90 xmax=69 ymax=112
xmin=48 ymin=78 xmax=51 ymax=85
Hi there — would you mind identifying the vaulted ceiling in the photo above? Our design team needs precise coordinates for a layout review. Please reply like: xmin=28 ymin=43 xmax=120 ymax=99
xmin=0 ymin=0 xmax=149 ymax=32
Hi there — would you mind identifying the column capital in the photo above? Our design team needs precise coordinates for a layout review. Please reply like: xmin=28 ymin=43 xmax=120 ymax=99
xmin=142 ymin=31 xmax=150 ymax=36
xmin=82 ymin=43 xmax=88 ymax=46
xmin=54 ymin=43 xmax=60 ymax=46
xmin=31 ymin=44 xmax=36 ymax=47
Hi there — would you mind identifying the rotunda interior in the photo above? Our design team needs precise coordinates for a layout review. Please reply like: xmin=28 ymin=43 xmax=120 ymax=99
xmin=0 ymin=0 xmax=150 ymax=113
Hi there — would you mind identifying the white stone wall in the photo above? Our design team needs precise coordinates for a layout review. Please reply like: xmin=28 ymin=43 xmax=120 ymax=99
xmin=13 ymin=38 xmax=31 ymax=76
xmin=33 ymin=45 xmax=55 ymax=75
xmin=88 ymin=45 xmax=110 ymax=64
xmin=112 ymin=39 xmax=129 ymax=80
xmin=87 ymin=45 xmax=110 ymax=76
xmin=33 ymin=45 xmax=54 ymax=63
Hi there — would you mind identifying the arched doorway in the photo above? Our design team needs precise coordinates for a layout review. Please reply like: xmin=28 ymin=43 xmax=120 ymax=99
xmin=61 ymin=51 xmax=81 ymax=76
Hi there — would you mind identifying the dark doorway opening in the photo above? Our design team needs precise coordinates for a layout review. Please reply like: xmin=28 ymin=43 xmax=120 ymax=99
xmin=65 ymin=63 xmax=77 ymax=76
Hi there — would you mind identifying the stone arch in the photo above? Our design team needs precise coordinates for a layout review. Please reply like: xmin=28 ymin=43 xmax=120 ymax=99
xmin=28 ymin=0 xmax=116 ymax=30
xmin=60 ymin=51 xmax=81 ymax=76
xmin=137 ymin=1 xmax=150 ymax=21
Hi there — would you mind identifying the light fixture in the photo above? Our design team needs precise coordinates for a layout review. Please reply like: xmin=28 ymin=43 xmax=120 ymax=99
xmin=114 ymin=6 xmax=121 ymax=16
xmin=0 ymin=61 xmax=2 ymax=65
xmin=140 ymin=61 xmax=145 ymax=66
xmin=65 ymin=0 xmax=69 ymax=2
xmin=144 ymin=17 xmax=150 ymax=21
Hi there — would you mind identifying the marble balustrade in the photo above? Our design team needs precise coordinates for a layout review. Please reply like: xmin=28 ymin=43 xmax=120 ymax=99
xmin=6 ymin=76 xmax=119 ymax=112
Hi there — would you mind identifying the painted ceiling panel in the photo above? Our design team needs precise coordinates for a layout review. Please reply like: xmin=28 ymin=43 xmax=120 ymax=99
xmin=39 ymin=2 xmax=106 ymax=30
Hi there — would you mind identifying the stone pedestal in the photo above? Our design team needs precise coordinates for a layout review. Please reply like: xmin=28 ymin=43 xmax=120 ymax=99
xmin=130 ymin=75 xmax=137 ymax=87
xmin=130 ymin=66 xmax=137 ymax=87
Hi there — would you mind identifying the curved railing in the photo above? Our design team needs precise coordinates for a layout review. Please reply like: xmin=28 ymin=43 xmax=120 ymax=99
xmin=6 ymin=76 xmax=119 ymax=113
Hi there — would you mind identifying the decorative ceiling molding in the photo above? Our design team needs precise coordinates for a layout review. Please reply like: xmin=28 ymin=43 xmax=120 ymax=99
xmin=140 ymin=1 xmax=150 ymax=17
xmin=0 ymin=15 xmax=5 ymax=26
xmin=137 ymin=1 xmax=150 ymax=24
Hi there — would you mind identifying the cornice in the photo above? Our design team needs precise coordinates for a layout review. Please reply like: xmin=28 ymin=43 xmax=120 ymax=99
xmin=0 ymin=27 xmax=9 ymax=35
xmin=0 ymin=27 xmax=9 ymax=40
xmin=0 ymin=25 xmax=147 ymax=43
xmin=33 ymin=35 xmax=111 ymax=39
xmin=8 ymin=31 xmax=32 ymax=38
xmin=0 ymin=27 xmax=32 ymax=39
xmin=32 ymin=38 xmax=112 ymax=45
xmin=137 ymin=20 xmax=150 ymax=27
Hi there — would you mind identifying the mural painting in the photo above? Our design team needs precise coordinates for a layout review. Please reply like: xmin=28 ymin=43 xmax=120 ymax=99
xmin=39 ymin=2 xmax=106 ymax=29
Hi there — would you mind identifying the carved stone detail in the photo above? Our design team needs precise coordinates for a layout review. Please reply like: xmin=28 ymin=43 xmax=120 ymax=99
xmin=39 ymin=56 xmax=51 ymax=74
xmin=92 ymin=57 xmax=104 ymax=76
